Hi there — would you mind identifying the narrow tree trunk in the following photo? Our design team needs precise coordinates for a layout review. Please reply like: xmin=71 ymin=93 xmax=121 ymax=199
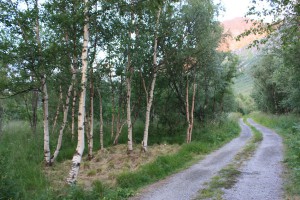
xmin=31 ymin=88 xmax=38 ymax=135
xmin=88 ymin=69 xmax=94 ymax=160
xmin=109 ymin=71 xmax=115 ymax=139
xmin=186 ymin=74 xmax=196 ymax=143
xmin=141 ymin=7 xmax=161 ymax=152
xmin=126 ymin=72 xmax=133 ymax=152
xmin=42 ymin=76 xmax=51 ymax=165
xmin=127 ymin=2 xmax=134 ymax=153
xmin=185 ymin=77 xmax=190 ymax=143
xmin=67 ymin=0 xmax=89 ymax=184
xmin=34 ymin=0 xmax=51 ymax=165
xmin=189 ymin=80 xmax=196 ymax=142
xmin=51 ymin=69 xmax=76 ymax=163
xmin=71 ymin=89 xmax=77 ymax=140
xmin=97 ymin=88 xmax=104 ymax=150
xmin=52 ymin=85 xmax=63 ymax=134
xmin=113 ymin=121 xmax=126 ymax=145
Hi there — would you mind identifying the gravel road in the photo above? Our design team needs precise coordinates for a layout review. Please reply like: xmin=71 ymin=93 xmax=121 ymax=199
xmin=223 ymin=118 xmax=284 ymax=200
xmin=130 ymin=119 xmax=252 ymax=200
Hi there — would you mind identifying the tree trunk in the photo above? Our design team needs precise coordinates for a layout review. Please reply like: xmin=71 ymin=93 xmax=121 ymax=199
xmin=189 ymin=80 xmax=196 ymax=142
xmin=52 ymin=85 xmax=63 ymax=134
xmin=42 ymin=76 xmax=51 ymax=165
xmin=185 ymin=77 xmax=190 ymax=143
xmin=67 ymin=0 xmax=89 ymax=184
xmin=127 ymin=2 xmax=134 ymax=153
xmin=88 ymin=69 xmax=94 ymax=160
xmin=141 ymin=7 xmax=162 ymax=152
xmin=126 ymin=72 xmax=133 ymax=152
xmin=186 ymin=73 xmax=196 ymax=143
xmin=97 ymin=88 xmax=104 ymax=150
xmin=71 ymin=89 xmax=77 ymax=140
xmin=31 ymin=88 xmax=38 ymax=135
xmin=113 ymin=121 xmax=126 ymax=145
xmin=109 ymin=71 xmax=115 ymax=139
xmin=34 ymin=0 xmax=51 ymax=165
xmin=51 ymin=69 xmax=76 ymax=163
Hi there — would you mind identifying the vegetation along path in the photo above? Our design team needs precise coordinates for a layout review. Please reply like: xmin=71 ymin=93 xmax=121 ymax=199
xmin=223 ymin=119 xmax=284 ymax=200
xmin=130 ymin=119 xmax=252 ymax=200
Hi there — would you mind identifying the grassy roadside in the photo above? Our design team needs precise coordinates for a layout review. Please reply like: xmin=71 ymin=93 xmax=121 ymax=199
xmin=195 ymin=118 xmax=263 ymax=200
xmin=86 ymin=118 xmax=241 ymax=199
xmin=249 ymin=112 xmax=300 ymax=199
xmin=0 ymin=115 xmax=241 ymax=199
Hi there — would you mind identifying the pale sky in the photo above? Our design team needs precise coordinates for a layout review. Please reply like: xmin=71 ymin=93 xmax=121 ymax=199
xmin=215 ymin=0 xmax=251 ymax=21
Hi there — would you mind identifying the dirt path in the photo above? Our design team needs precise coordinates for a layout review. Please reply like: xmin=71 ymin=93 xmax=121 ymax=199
xmin=130 ymin=119 xmax=252 ymax=200
xmin=223 ymin=119 xmax=284 ymax=200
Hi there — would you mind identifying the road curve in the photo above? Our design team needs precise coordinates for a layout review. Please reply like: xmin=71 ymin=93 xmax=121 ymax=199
xmin=223 ymin=118 xmax=284 ymax=200
xmin=130 ymin=119 xmax=252 ymax=200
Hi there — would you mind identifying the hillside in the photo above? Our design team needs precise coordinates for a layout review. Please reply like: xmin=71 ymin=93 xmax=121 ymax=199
xmin=219 ymin=17 xmax=265 ymax=52
xmin=219 ymin=17 xmax=264 ymax=96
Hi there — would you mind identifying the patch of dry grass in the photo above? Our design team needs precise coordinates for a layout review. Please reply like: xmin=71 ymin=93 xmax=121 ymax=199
xmin=46 ymin=143 xmax=180 ymax=190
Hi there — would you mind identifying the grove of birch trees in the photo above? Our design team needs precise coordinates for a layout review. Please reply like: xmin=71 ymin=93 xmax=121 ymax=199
xmin=0 ymin=0 xmax=238 ymax=184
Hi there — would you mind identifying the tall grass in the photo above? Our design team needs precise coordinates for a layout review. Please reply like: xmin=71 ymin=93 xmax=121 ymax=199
xmin=116 ymin=119 xmax=240 ymax=191
xmin=0 ymin=116 xmax=240 ymax=199
xmin=250 ymin=112 xmax=300 ymax=197
xmin=0 ymin=121 xmax=49 ymax=199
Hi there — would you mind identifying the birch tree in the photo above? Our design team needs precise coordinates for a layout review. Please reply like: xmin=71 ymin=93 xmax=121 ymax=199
xmin=141 ymin=5 xmax=162 ymax=152
xmin=67 ymin=0 xmax=89 ymax=184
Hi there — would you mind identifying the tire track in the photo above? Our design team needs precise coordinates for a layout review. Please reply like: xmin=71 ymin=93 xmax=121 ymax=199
xmin=130 ymin=119 xmax=252 ymax=200
xmin=223 ymin=118 xmax=284 ymax=200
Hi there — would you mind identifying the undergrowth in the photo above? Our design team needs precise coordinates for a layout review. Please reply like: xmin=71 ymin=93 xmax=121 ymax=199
xmin=0 ymin=116 xmax=240 ymax=199
xmin=250 ymin=112 xmax=300 ymax=198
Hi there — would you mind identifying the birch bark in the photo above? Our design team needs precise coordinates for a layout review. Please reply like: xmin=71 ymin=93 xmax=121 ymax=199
xmin=71 ymin=89 xmax=77 ymax=140
xmin=97 ymin=88 xmax=104 ymax=150
xmin=127 ymin=0 xmax=134 ymax=153
xmin=141 ymin=7 xmax=162 ymax=152
xmin=88 ymin=69 xmax=94 ymax=160
xmin=52 ymin=85 xmax=63 ymax=134
xmin=42 ymin=76 xmax=51 ymax=165
xmin=109 ymin=70 xmax=115 ymax=139
xmin=33 ymin=0 xmax=51 ymax=165
xmin=51 ymin=68 xmax=76 ymax=163
xmin=186 ymin=74 xmax=196 ymax=143
xmin=67 ymin=0 xmax=89 ymax=184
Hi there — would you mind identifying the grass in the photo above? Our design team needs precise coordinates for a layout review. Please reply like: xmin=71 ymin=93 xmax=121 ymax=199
xmin=195 ymin=118 xmax=263 ymax=200
xmin=249 ymin=112 xmax=300 ymax=199
xmin=0 ymin=121 xmax=49 ymax=200
xmin=0 ymin=116 xmax=241 ymax=200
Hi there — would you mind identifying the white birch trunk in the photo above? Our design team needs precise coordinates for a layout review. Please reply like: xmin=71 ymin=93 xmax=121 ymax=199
xmin=126 ymin=74 xmax=133 ymax=152
xmin=141 ymin=7 xmax=161 ymax=152
xmin=42 ymin=76 xmax=51 ymax=165
xmin=110 ymin=71 xmax=115 ymax=139
xmin=189 ymin=81 xmax=196 ymax=142
xmin=67 ymin=0 xmax=89 ymax=184
xmin=51 ymin=69 xmax=76 ymax=163
xmin=126 ymin=7 xmax=133 ymax=153
xmin=186 ymin=75 xmax=197 ymax=143
xmin=113 ymin=121 xmax=126 ymax=145
xmin=52 ymin=85 xmax=63 ymax=134
xmin=186 ymin=77 xmax=191 ymax=143
xmin=71 ymin=89 xmax=77 ymax=140
xmin=34 ymin=0 xmax=51 ymax=165
xmin=88 ymin=69 xmax=94 ymax=160
xmin=97 ymin=88 xmax=104 ymax=150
